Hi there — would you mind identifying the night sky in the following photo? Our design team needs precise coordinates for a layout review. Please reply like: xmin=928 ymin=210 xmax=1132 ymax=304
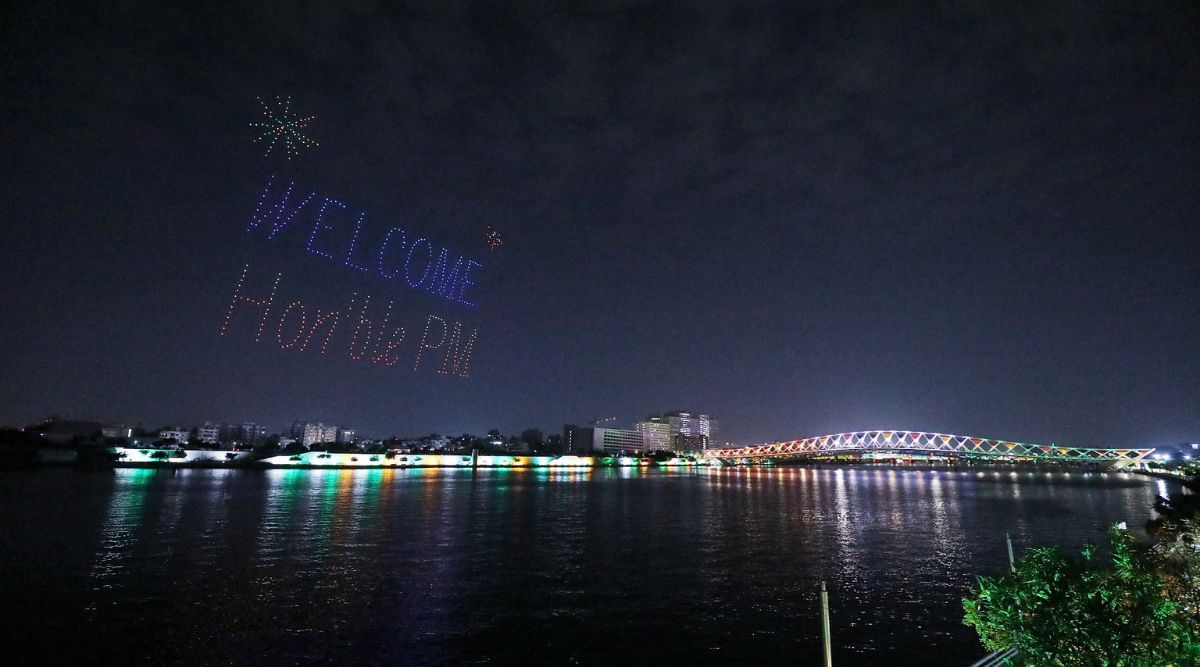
xmin=2 ymin=2 xmax=1197 ymax=448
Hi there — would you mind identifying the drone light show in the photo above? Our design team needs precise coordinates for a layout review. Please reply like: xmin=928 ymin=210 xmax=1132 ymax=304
xmin=219 ymin=264 xmax=477 ymax=378
xmin=246 ymin=175 xmax=483 ymax=306
xmin=249 ymin=95 xmax=318 ymax=160
xmin=219 ymin=174 xmax=485 ymax=380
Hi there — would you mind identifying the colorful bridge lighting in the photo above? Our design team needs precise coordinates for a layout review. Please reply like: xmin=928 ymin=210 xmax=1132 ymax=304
xmin=704 ymin=430 xmax=1153 ymax=467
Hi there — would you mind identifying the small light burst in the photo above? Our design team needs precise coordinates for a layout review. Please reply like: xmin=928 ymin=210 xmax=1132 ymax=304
xmin=485 ymin=227 xmax=503 ymax=251
xmin=250 ymin=96 xmax=318 ymax=160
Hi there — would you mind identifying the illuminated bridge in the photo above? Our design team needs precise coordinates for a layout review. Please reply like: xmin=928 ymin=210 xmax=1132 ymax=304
xmin=704 ymin=430 xmax=1153 ymax=467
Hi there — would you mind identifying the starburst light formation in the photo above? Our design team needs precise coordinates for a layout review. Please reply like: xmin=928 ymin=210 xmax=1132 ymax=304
xmin=249 ymin=96 xmax=318 ymax=160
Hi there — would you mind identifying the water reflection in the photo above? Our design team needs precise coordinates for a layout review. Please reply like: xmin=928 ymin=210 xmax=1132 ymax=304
xmin=91 ymin=468 xmax=157 ymax=584
xmin=2 ymin=465 xmax=1175 ymax=666
xmin=832 ymin=469 xmax=859 ymax=575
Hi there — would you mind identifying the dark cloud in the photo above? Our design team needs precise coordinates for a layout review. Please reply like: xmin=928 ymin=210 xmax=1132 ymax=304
xmin=1 ymin=1 xmax=1196 ymax=446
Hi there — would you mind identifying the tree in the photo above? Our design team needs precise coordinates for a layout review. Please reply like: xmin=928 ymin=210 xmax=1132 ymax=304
xmin=1147 ymin=474 xmax=1200 ymax=536
xmin=1147 ymin=474 xmax=1200 ymax=622
xmin=253 ymin=441 xmax=280 ymax=459
xmin=963 ymin=526 xmax=1199 ymax=665
xmin=504 ymin=435 xmax=525 ymax=453
xmin=1149 ymin=519 xmax=1200 ymax=621
xmin=520 ymin=428 xmax=544 ymax=449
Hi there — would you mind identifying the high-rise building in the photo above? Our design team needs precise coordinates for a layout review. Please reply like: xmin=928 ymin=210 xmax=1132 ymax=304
xmin=562 ymin=424 xmax=594 ymax=454
xmin=591 ymin=428 xmax=646 ymax=454
xmin=336 ymin=428 xmax=356 ymax=445
xmin=638 ymin=411 xmax=720 ymax=451
xmin=635 ymin=416 xmax=673 ymax=452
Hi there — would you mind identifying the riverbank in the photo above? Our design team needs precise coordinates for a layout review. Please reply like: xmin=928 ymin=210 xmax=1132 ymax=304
xmin=5 ymin=446 xmax=716 ymax=470
xmin=4 ymin=444 xmax=1159 ymax=474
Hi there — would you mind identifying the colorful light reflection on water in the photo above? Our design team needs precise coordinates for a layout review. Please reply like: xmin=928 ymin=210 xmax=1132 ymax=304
xmin=0 ymin=466 xmax=1177 ymax=665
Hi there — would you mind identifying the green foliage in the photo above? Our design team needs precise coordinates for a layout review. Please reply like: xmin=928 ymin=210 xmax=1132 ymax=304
xmin=1149 ymin=519 xmax=1200 ymax=621
xmin=963 ymin=526 xmax=1200 ymax=666
xmin=519 ymin=428 xmax=544 ymax=447
xmin=1146 ymin=476 xmax=1200 ymax=624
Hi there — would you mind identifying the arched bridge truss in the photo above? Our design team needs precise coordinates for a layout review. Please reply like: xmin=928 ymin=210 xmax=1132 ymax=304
xmin=705 ymin=430 xmax=1152 ymax=467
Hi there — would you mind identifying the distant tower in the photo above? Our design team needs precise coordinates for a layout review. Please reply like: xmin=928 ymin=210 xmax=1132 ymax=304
xmin=661 ymin=411 xmax=719 ymax=451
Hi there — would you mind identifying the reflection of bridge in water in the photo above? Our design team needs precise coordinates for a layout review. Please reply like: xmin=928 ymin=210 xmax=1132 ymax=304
xmin=704 ymin=430 xmax=1153 ymax=467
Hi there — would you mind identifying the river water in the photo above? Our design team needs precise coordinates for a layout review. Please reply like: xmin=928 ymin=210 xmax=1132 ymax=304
xmin=0 ymin=466 xmax=1176 ymax=665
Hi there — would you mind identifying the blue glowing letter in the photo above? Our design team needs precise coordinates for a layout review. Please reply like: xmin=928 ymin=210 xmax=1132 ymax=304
xmin=425 ymin=248 xmax=466 ymax=301
xmin=307 ymin=198 xmax=347 ymax=261
xmin=404 ymin=238 xmax=433 ymax=289
xmin=456 ymin=259 xmax=482 ymax=306
xmin=343 ymin=213 xmax=372 ymax=273
xmin=377 ymin=227 xmax=408 ymax=280
xmin=247 ymin=175 xmax=316 ymax=240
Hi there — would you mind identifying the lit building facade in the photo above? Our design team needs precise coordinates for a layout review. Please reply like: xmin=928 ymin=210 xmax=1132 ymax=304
xmin=592 ymin=428 xmax=646 ymax=454
xmin=159 ymin=428 xmax=189 ymax=444
xmin=291 ymin=421 xmax=338 ymax=447
xmin=664 ymin=411 xmax=719 ymax=451
xmin=197 ymin=423 xmax=222 ymax=444
xmin=635 ymin=416 xmax=673 ymax=452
